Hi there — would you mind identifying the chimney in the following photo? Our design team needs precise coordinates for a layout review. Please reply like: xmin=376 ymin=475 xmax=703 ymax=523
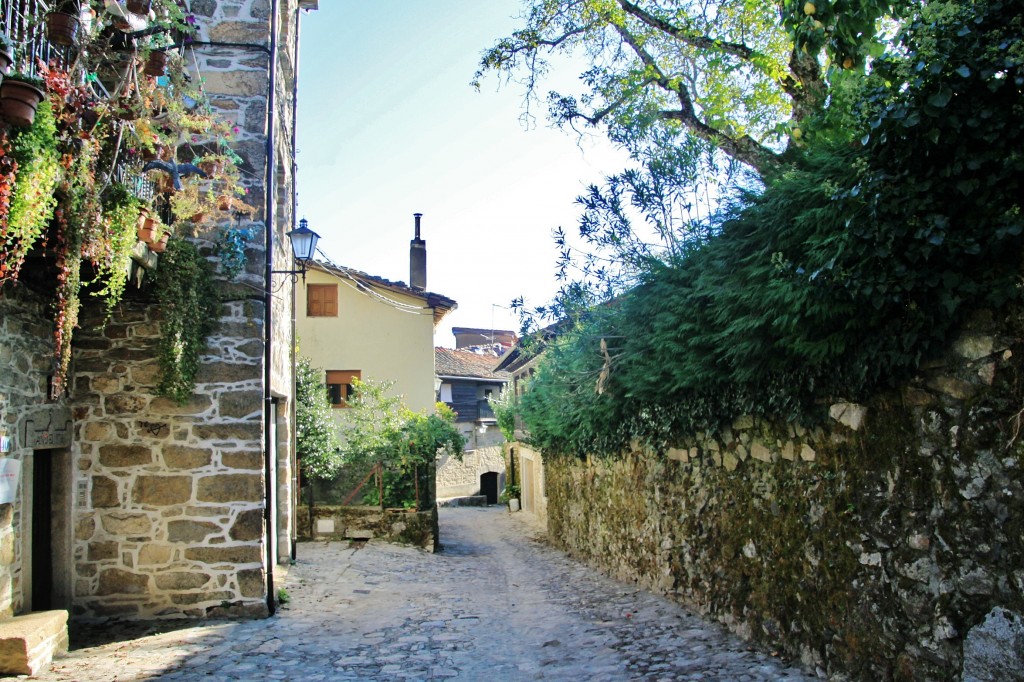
xmin=409 ymin=212 xmax=427 ymax=291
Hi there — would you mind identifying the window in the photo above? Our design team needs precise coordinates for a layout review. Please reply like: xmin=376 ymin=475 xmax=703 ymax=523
xmin=307 ymin=284 xmax=338 ymax=317
xmin=326 ymin=370 xmax=361 ymax=408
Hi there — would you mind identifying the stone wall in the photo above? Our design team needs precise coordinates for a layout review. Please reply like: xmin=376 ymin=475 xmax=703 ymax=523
xmin=436 ymin=446 xmax=506 ymax=500
xmin=71 ymin=298 xmax=268 ymax=619
xmin=296 ymin=506 xmax=439 ymax=552
xmin=541 ymin=309 xmax=1024 ymax=681
xmin=0 ymin=286 xmax=56 ymax=617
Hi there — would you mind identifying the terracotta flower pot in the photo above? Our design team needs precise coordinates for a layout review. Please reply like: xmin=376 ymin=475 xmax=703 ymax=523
xmin=198 ymin=160 xmax=224 ymax=177
xmin=126 ymin=0 xmax=152 ymax=15
xmin=0 ymin=79 xmax=46 ymax=127
xmin=137 ymin=222 xmax=158 ymax=245
xmin=143 ymin=50 xmax=167 ymax=77
xmin=46 ymin=12 xmax=80 ymax=47
xmin=149 ymin=231 xmax=170 ymax=253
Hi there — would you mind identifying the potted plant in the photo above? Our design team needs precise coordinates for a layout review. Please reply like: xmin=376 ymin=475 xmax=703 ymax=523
xmin=149 ymin=230 xmax=171 ymax=253
xmin=499 ymin=483 xmax=521 ymax=512
xmin=45 ymin=5 xmax=81 ymax=46
xmin=0 ymin=73 xmax=47 ymax=127
xmin=127 ymin=0 xmax=153 ymax=15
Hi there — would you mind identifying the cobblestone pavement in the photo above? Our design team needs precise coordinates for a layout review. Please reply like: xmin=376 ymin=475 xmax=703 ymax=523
xmin=34 ymin=507 xmax=816 ymax=681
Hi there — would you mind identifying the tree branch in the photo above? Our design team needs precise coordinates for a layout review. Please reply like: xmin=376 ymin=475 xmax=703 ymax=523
xmin=618 ymin=0 xmax=757 ymax=61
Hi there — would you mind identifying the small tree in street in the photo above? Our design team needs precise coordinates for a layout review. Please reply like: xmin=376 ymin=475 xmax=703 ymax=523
xmin=295 ymin=356 xmax=342 ymax=483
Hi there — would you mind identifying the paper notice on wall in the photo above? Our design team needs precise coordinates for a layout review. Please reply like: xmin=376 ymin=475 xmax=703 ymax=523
xmin=0 ymin=459 xmax=21 ymax=504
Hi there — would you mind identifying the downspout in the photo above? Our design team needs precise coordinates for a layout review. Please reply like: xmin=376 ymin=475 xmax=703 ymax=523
xmin=289 ymin=4 xmax=304 ymax=564
xmin=263 ymin=0 xmax=281 ymax=617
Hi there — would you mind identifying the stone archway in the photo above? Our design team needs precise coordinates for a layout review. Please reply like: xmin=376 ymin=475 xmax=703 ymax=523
xmin=480 ymin=472 xmax=499 ymax=505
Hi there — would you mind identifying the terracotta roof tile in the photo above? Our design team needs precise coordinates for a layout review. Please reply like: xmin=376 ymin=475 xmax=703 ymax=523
xmin=435 ymin=348 xmax=510 ymax=380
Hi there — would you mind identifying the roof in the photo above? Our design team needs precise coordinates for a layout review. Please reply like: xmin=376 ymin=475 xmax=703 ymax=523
xmin=493 ymin=319 xmax=567 ymax=374
xmin=307 ymin=260 xmax=457 ymax=325
xmin=452 ymin=327 xmax=518 ymax=338
xmin=435 ymin=348 xmax=510 ymax=381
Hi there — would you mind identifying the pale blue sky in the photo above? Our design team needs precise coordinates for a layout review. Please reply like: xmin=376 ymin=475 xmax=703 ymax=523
xmin=295 ymin=1 xmax=630 ymax=346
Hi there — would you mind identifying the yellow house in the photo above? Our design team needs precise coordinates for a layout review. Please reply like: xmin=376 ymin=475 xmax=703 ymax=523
xmin=295 ymin=217 xmax=456 ymax=416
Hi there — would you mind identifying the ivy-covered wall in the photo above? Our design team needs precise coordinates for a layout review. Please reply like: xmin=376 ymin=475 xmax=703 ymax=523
xmin=543 ymin=309 xmax=1024 ymax=680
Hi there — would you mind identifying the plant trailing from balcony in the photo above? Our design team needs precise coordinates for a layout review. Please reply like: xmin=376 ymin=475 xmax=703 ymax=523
xmin=154 ymin=237 xmax=218 ymax=404
xmin=214 ymin=225 xmax=254 ymax=279
xmin=0 ymin=96 xmax=59 ymax=283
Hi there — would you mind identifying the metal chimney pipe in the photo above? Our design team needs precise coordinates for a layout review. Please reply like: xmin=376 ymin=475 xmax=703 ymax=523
xmin=410 ymin=213 xmax=426 ymax=291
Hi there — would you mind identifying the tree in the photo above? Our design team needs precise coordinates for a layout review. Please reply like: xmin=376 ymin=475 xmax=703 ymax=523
xmin=337 ymin=378 xmax=407 ymax=466
xmin=295 ymin=357 xmax=342 ymax=480
xmin=476 ymin=0 xmax=905 ymax=177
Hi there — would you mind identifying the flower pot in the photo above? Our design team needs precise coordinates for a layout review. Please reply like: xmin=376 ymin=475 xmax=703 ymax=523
xmin=198 ymin=159 xmax=224 ymax=177
xmin=143 ymin=50 xmax=167 ymax=77
xmin=126 ymin=0 xmax=152 ymax=15
xmin=149 ymin=231 xmax=170 ymax=253
xmin=508 ymin=498 xmax=520 ymax=512
xmin=0 ymin=79 xmax=46 ymax=127
xmin=137 ymin=222 xmax=158 ymax=245
xmin=216 ymin=194 xmax=235 ymax=212
xmin=46 ymin=12 xmax=80 ymax=46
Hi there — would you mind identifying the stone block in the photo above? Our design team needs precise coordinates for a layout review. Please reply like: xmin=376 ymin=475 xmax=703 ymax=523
xmin=0 ymin=536 xmax=13 ymax=566
xmin=100 ymin=512 xmax=152 ymax=536
xmin=193 ymin=424 xmax=262 ymax=443
xmin=722 ymin=451 xmax=739 ymax=472
xmin=0 ymin=610 xmax=69 ymax=676
xmin=927 ymin=376 xmax=976 ymax=400
xmin=185 ymin=545 xmax=262 ymax=564
xmin=98 ymin=444 xmax=152 ymax=468
xmin=154 ymin=572 xmax=211 ymax=591
xmin=87 ymin=541 xmax=118 ymax=561
xmin=91 ymin=477 xmax=119 ymax=508
xmin=168 ymin=520 xmax=221 ymax=543
xmin=195 ymin=361 xmax=261 ymax=384
xmin=732 ymin=414 xmax=754 ymax=430
xmin=96 ymin=568 xmax=150 ymax=596
xmin=799 ymin=444 xmax=816 ymax=462
xmin=149 ymin=395 xmax=213 ymax=415
xmin=82 ymin=422 xmax=112 ymax=441
xmin=750 ymin=443 xmax=772 ymax=463
xmin=219 ymin=391 xmax=262 ymax=419
xmin=163 ymin=446 xmax=212 ymax=469
xmin=137 ymin=544 xmax=172 ymax=566
xmin=237 ymin=568 xmax=264 ymax=598
xmin=197 ymin=474 xmax=263 ymax=503
xmin=170 ymin=591 xmax=233 ymax=605
xmin=222 ymin=451 xmax=262 ymax=470
xmin=209 ymin=20 xmax=269 ymax=44
xmin=229 ymin=509 xmax=264 ymax=541
xmin=104 ymin=395 xmax=147 ymax=415
xmin=962 ymin=607 xmax=1024 ymax=682
xmin=829 ymin=402 xmax=868 ymax=431
xmin=954 ymin=334 xmax=995 ymax=361
xmin=129 ymin=363 xmax=161 ymax=387
xmin=131 ymin=476 xmax=193 ymax=506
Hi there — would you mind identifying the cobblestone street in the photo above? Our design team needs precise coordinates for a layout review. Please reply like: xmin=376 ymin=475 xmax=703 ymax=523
xmin=34 ymin=507 xmax=815 ymax=681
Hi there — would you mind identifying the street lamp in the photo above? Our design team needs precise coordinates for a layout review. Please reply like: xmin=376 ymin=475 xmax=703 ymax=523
xmin=273 ymin=217 xmax=321 ymax=280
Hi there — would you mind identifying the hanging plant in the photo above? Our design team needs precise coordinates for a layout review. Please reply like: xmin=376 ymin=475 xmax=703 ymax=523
xmin=95 ymin=183 xmax=147 ymax=315
xmin=0 ymin=97 xmax=60 ymax=283
xmin=154 ymin=238 xmax=218 ymax=404
xmin=214 ymin=225 xmax=254 ymax=279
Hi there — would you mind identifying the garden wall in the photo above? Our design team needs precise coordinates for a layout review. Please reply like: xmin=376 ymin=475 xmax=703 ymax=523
xmin=543 ymin=309 xmax=1024 ymax=681
xmin=296 ymin=505 xmax=438 ymax=552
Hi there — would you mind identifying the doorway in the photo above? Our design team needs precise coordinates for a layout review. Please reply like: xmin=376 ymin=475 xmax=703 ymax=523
xmin=24 ymin=449 xmax=72 ymax=612
xmin=480 ymin=472 xmax=499 ymax=505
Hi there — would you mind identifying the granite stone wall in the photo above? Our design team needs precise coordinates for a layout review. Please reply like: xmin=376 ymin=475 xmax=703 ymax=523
xmin=436 ymin=446 xmax=506 ymax=500
xmin=0 ymin=287 xmax=56 ymax=617
xmin=542 ymin=309 xmax=1024 ymax=681
xmin=71 ymin=297 xmax=268 ymax=619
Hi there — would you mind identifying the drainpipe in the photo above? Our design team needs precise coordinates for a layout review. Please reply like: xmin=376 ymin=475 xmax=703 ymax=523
xmin=263 ymin=0 xmax=282 ymax=618
xmin=289 ymin=2 xmax=304 ymax=564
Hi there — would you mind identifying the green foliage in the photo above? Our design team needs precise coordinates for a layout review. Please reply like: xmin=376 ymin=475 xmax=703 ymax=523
xmin=488 ymin=387 xmax=517 ymax=442
xmin=341 ymin=384 xmax=465 ymax=509
xmin=499 ymin=483 xmax=521 ymax=504
xmin=95 ymin=184 xmax=147 ymax=316
xmin=295 ymin=356 xmax=343 ymax=480
xmin=519 ymin=0 xmax=1024 ymax=457
xmin=4 ymin=98 xmax=59 ymax=279
xmin=155 ymin=239 xmax=219 ymax=404
xmin=214 ymin=226 xmax=255 ymax=279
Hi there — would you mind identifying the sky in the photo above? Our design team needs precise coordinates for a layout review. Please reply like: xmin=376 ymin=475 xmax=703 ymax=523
xmin=294 ymin=1 xmax=632 ymax=348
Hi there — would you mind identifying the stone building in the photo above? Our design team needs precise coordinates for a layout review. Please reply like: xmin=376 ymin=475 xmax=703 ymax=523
xmin=434 ymin=347 xmax=509 ymax=503
xmin=0 ymin=0 xmax=317 ymax=668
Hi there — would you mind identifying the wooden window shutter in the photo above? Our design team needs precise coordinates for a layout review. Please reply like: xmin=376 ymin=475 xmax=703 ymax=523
xmin=307 ymin=284 xmax=338 ymax=317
